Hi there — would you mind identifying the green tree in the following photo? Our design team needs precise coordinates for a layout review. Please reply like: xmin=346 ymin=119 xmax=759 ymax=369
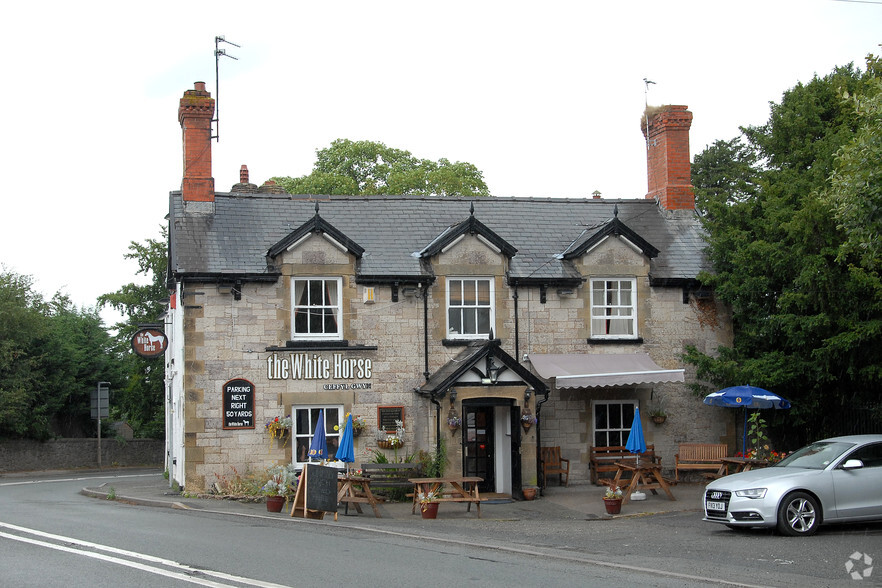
xmin=686 ymin=61 xmax=881 ymax=446
xmin=98 ymin=226 xmax=169 ymax=438
xmin=273 ymin=139 xmax=490 ymax=197
xmin=0 ymin=269 xmax=119 ymax=439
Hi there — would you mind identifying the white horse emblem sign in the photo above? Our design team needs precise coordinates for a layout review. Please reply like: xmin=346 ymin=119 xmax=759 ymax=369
xmin=131 ymin=328 xmax=167 ymax=358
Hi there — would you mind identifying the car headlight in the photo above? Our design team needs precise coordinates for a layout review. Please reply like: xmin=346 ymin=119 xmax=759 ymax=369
xmin=734 ymin=488 xmax=767 ymax=499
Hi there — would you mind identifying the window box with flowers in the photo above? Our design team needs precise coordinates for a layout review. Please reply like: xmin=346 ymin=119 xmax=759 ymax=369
xmin=376 ymin=419 xmax=405 ymax=450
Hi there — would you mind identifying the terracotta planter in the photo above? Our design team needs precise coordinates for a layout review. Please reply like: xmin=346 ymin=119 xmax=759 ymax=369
xmin=266 ymin=495 xmax=285 ymax=513
xmin=522 ymin=487 xmax=537 ymax=501
xmin=421 ymin=502 xmax=439 ymax=519
xmin=603 ymin=498 xmax=622 ymax=515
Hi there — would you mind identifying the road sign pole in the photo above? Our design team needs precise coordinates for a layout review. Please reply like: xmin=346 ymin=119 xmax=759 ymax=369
xmin=96 ymin=382 xmax=110 ymax=469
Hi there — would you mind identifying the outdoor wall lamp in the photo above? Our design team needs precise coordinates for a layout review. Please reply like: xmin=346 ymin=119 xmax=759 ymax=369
xmin=448 ymin=388 xmax=457 ymax=405
xmin=524 ymin=388 xmax=532 ymax=402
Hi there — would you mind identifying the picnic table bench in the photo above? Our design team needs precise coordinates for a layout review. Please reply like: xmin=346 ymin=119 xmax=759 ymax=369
xmin=359 ymin=462 xmax=422 ymax=494
xmin=674 ymin=443 xmax=728 ymax=481
xmin=589 ymin=444 xmax=658 ymax=485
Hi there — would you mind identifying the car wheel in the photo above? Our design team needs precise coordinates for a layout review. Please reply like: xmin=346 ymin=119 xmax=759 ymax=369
xmin=776 ymin=491 xmax=820 ymax=536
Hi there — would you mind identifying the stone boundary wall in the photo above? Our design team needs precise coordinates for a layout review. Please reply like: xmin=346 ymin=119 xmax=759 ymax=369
xmin=0 ymin=439 xmax=164 ymax=473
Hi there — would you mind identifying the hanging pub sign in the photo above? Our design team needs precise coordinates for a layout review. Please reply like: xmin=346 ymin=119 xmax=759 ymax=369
xmin=223 ymin=378 xmax=255 ymax=429
xmin=131 ymin=327 xmax=167 ymax=358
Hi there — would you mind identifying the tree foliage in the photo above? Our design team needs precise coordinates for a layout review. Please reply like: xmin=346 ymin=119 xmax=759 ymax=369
xmin=98 ymin=226 xmax=169 ymax=438
xmin=0 ymin=269 xmax=120 ymax=439
xmin=687 ymin=59 xmax=882 ymax=446
xmin=273 ymin=139 xmax=491 ymax=197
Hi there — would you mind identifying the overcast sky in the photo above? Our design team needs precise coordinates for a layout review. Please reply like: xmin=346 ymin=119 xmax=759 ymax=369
xmin=1 ymin=1 xmax=879 ymax=326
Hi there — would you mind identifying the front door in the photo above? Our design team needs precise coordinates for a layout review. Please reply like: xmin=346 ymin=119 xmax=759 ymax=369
xmin=464 ymin=406 xmax=494 ymax=492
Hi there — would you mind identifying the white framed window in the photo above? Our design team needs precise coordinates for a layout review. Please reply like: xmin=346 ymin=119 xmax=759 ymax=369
xmin=292 ymin=405 xmax=343 ymax=466
xmin=292 ymin=277 xmax=342 ymax=339
xmin=591 ymin=278 xmax=637 ymax=339
xmin=447 ymin=277 xmax=494 ymax=338
xmin=593 ymin=400 xmax=637 ymax=447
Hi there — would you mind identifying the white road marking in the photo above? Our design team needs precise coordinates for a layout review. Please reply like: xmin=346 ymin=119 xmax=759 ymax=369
xmin=0 ymin=522 xmax=290 ymax=588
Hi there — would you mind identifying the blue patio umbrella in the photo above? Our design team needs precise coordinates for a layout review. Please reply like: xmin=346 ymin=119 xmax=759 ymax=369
xmin=336 ymin=413 xmax=356 ymax=470
xmin=703 ymin=386 xmax=791 ymax=455
xmin=307 ymin=409 xmax=327 ymax=461
xmin=625 ymin=406 xmax=647 ymax=456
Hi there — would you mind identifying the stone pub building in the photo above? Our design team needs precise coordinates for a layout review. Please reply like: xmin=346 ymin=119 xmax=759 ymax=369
xmin=164 ymin=82 xmax=732 ymax=495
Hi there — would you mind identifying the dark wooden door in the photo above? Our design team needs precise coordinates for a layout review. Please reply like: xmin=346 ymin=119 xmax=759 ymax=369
xmin=463 ymin=406 xmax=494 ymax=492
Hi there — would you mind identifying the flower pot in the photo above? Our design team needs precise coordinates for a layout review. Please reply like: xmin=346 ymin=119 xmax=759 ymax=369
xmin=522 ymin=487 xmax=537 ymax=501
xmin=603 ymin=498 xmax=622 ymax=515
xmin=522 ymin=422 xmax=531 ymax=432
xmin=266 ymin=495 xmax=285 ymax=513
xmin=421 ymin=502 xmax=439 ymax=519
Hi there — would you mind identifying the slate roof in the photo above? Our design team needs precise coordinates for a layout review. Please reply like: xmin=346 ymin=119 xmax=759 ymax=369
xmin=168 ymin=192 xmax=709 ymax=285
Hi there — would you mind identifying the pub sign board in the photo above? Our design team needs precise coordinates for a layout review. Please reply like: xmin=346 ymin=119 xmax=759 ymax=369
xmin=131 ymin=328 xmax=167 ymax=358
xmin=223 ymin=378 xmax=255 ymax=429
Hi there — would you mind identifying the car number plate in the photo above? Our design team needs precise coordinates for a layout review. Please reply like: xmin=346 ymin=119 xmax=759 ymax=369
xmin=706 ymin=500 xmax=726 ymax=511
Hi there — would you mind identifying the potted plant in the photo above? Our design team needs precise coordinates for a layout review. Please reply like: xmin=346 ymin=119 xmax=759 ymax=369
xmin=521 ymin=410 xmax=537 ymax=432
xmin=418 ymin=489 xmax=440 ymax=519
xmin=603 ymin=485 xmax=623 ymax=514
xmin=649 ymin=395 xmax=667 ymax=424
xmin=522 ymin=486 xmax=538 ymax=500
xmin=262 ymin=464 xmax=297 ymax=512
xmin=376 ymin=419 xmax=405 ymax=450
xmin=447 ymin=415 xmax=462 ymax=431
xmin=265 ymin=416 xmax=292 ymax=447
xmin=350 ymin=414 xmax=366 ymax=438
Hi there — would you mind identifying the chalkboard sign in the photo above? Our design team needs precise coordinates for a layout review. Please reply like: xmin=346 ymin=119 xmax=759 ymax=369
xmin=378 ymin=405 xmax=404 ymax=432
xmin=304 ymin=464 xmax=338 ymax=513
xmin=222 ymin=378 xmax=255 ymax=429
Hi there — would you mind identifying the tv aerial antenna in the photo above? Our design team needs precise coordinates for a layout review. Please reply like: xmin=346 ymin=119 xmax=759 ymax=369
xmin=643 ymin=77 xmax=656 ymax=150
xmin=213 ymin=35 xmax=240 ymax=142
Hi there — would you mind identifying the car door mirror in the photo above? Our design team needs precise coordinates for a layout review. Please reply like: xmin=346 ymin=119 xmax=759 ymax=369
xmin=841 ymin=459 xmax=864 ymax=469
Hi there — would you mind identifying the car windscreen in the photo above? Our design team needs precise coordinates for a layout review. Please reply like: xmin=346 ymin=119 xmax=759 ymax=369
xmin=774 ymin=441 xmax=854 ymax=469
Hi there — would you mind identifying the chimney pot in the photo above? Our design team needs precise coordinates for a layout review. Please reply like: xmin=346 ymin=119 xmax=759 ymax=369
xmin=642 ymin=105 xmax=694 ymax=211
xmin=240 ymin=165 xmax=249 ymax=184
xmin=178 ymin=83 xmax=216 ymax=202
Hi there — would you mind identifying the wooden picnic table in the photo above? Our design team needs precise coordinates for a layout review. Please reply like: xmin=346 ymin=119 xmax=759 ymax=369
xmin=611 ymin=459 xmax=677 ymax=505
xmin=717 ymin=456 xmax=769 ymax=477
xmin=409 ymin=476 xmax=484 ymax=518
xmin=337 ymin=474 xmax=383 ymax=518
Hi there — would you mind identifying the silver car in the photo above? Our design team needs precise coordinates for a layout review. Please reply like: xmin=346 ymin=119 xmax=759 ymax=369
xmin=704 ymin=434 xmax=882 ymax=536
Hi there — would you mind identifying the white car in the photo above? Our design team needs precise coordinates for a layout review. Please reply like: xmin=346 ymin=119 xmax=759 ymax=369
xmin=704 ymin=434 xmax=882 ymax=536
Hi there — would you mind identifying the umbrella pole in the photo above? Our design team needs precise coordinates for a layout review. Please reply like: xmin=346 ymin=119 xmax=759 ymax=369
xmin=742 ymin=409 xmax=747 ymax=456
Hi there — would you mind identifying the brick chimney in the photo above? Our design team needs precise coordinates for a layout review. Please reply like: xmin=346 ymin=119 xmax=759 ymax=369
xmin=642 ymin=105 xmax=694 ymax=210
xmin=178 ymin=82 xmax=215 ymax=202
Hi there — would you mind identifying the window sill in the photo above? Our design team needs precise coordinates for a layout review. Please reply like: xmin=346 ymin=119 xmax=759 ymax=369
xmin=266 ymin=340 xmax=378 ymax=351
xmin=586 ymin=337 xmax=643 ymax=345
xmin=442 ymin=338 xmax=500 ymax=347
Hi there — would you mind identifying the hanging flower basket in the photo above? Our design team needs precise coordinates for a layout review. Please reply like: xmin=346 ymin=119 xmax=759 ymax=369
xmin=377 ymin=439 xmax=401 ymax=450
xmin=651 ymin=414 xmax=667 ymax=425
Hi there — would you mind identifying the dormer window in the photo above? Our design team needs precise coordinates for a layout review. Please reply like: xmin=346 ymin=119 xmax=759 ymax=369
xmin=292 ymin=277 xmax=342 ymax=340
xmin=591 ymin=278 xmax=637 ymax=339
xmin=447 ymin=277 xmax=494 ymax=338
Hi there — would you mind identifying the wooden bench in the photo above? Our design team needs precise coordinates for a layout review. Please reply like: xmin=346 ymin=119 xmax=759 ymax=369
xmin=675 ymin=443 xmax=728 ymax=481
xmin=540 ymin=446 xmax=570 ymax=487
xmin=589 ymin=445 xmax=658 ymax=485
xmin=359 ymin=463 xmax=422 ymax=494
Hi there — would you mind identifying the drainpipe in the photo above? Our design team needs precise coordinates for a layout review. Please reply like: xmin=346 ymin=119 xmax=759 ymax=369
xmin=422 ymin=284 xmax=429 ymax=382
xmin=429 ymin=390 xmax=442 ymax=458
xmin=512 ymin=286 xmax=520 ymax=363
xmin=536 ymin=386 xmax=551 ymax=495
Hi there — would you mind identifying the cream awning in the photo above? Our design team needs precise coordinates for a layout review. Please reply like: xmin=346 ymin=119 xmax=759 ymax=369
xmin=528 ymin=353 xmax=685 ymax=389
